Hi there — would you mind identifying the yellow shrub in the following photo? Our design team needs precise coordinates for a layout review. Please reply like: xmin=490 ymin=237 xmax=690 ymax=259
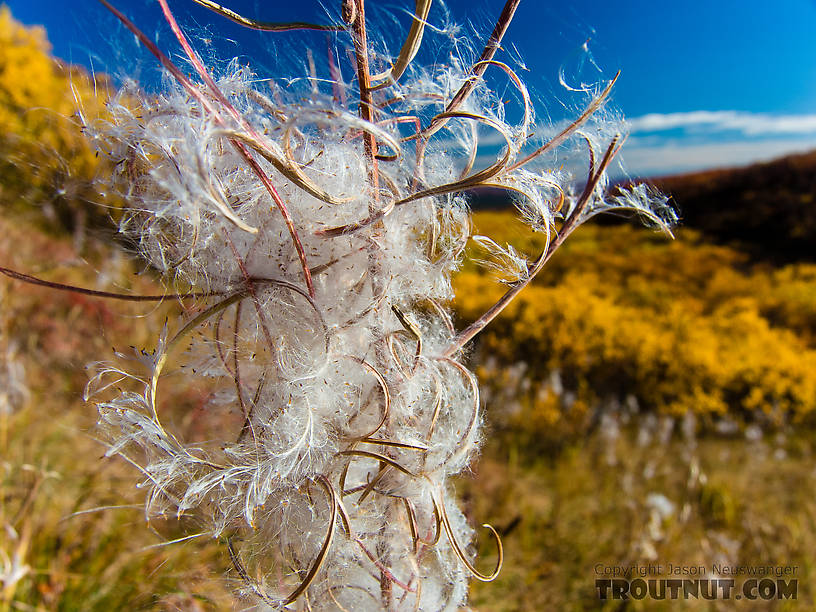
xmin=0 ymin=7 xmax=112 ymax=229
xmin=456 ymin=214 xmax=816 ymax=433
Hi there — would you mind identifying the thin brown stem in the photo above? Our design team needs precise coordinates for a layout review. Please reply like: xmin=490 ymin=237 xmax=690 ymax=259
xmin=347 ymin=0 xmax=379 ymax=195
xmin=442 ymin=135 xmax=622 ymax=358
xmin=507 ymin=71 xmax=620 ymax=171
xmin=422 ymin=0 xmax=521 ymax=138
xmin=98 ymin=0 xmax=319 ymax=297
xmin=0 ymin=266 xmax=210 ymax=301
xmin=231 ymin=301 xmax=247 ymax=419
xmin=192 ymin=0 xmax=344 ymax=32
xmin=155 ymin=0 xmax=316 ymax=297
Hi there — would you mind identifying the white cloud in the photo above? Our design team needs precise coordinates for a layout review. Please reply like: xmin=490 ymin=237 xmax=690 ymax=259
xmin=626 ymin=110 xmax=816 ymax=136
xmin=461 ymin=110 xmax=816 ymax=179
xmin=470 ymin=136 xmax=816 ymax=180
xmin=445 ymin=110 xmax=816 ymax=155
xmin=619 ymin=137 xmax=816 ymax=178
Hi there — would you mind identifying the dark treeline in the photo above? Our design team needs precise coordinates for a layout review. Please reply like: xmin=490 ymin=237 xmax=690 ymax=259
xmin=469 ymin=150 xmax=816 ymax=263
xmin=653 ymin=151 xmax=816 ymax=263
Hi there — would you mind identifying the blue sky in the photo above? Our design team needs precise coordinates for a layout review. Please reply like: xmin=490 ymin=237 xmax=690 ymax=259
xmin=9 ymin=0 xmax=816 ymax=177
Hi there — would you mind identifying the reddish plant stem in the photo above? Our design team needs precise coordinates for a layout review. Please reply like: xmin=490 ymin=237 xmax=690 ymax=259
xmin=99 ymin=0 xmax=315 ymax=298
xmin=424 ymin=0 xmax=521 ymax=138
xmin=0 ymin=266 xmax=211 ymax=301
xmin=442 ymin=135 xmax=622 ymax=358
xmin=345 ymin=4 xmax=397 ymax=604
xmin=156 ymin=0 xmax=315 ymax=298
xmin=346 ymin=0 xmax=379 ymax=197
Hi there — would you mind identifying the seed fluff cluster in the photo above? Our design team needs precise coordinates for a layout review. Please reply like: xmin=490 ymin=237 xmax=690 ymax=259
xmin=84 ymin=0 xmax=674 ymax=609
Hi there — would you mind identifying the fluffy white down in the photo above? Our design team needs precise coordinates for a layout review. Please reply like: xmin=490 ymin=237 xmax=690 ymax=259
xmin=84 ymin=5 xmax=674 ymax=609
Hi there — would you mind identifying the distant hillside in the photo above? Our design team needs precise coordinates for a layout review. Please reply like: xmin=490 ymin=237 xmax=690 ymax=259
xmin=652 ymin=150 xmax=816 ymax=262
xmin=468 ymin=150 xmax=816 ymax=263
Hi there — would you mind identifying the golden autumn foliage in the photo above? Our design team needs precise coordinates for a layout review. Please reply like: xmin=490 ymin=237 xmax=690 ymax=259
xmin=0 ymin=6 xmax=111 ymax=233
xmin=3 ymin=6 xmax=812 ymax=437
xmin=2 ymin=8 xmax=816 ymax=610
xmin=456 ymin=212 xmax=816 ymax=442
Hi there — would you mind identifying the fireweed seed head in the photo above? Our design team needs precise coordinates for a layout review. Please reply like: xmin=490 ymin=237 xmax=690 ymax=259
xmin=82 ymin=0 xmax=674 ymax=609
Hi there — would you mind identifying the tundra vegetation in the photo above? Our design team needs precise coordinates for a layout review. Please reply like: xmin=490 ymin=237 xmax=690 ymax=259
xmin=2 ymin=4 xmax=815 ymax=611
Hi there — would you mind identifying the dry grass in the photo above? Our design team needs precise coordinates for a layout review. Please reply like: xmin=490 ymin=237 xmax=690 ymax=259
xmin=463 ymin=426 xmax=816 ymax=611
xmin=1 ymin=216 xmax=234 ymax=610
xmin=4 ymin=214 xmax=816 ymax=610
